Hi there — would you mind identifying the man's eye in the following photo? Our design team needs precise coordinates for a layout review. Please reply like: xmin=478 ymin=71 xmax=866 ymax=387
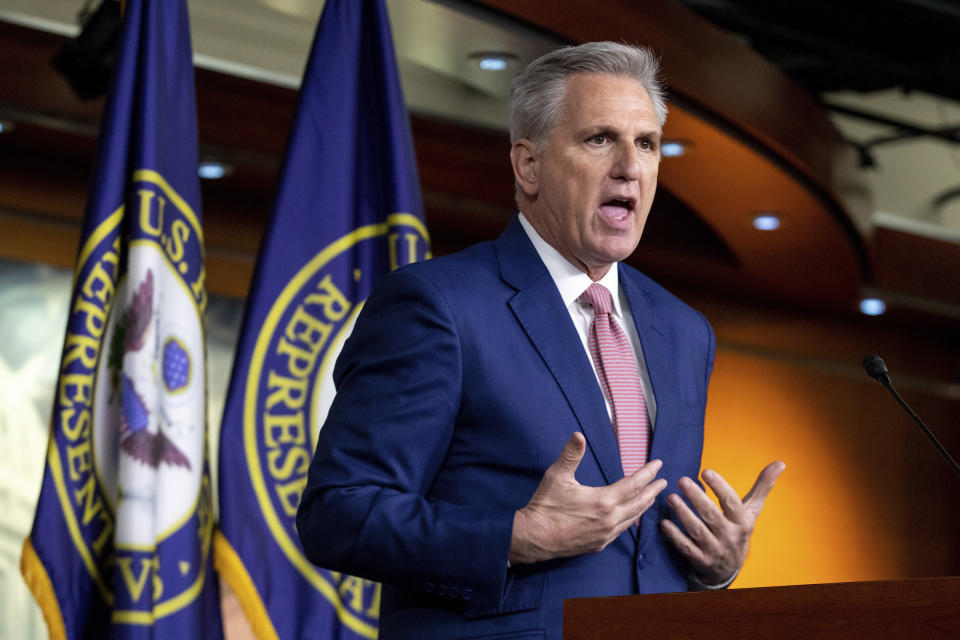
xmin=638 ymin=139 xmax=652 ymax=150
xmin=588 ymin=134 xmax=607 ymax=144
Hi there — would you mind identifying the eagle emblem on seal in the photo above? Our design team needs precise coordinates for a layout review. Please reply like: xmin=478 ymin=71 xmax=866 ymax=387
xmin=108 ymin=268 xmax=191 ymax=470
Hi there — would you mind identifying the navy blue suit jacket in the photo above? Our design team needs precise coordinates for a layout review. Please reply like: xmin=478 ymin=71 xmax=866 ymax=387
xmin=297 ymin=216 xmax=715 ymax=639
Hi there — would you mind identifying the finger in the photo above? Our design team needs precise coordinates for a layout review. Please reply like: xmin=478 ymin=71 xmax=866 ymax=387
xmin=603 ymin=477 xmax=668 ymax=540
xmin=603 ymin=460 xmax=664 ymax=513
xmin=612 ymin=459 xmax=663 ymax=495
xmin=677 ymin=477 xmax=728 ymax=537
xmin=551 ymin=432 xmax=587 ymax=476
xmin=603 ymin=462 xmax=668 ymax=523
xmin=659 ymin=518 xmax=707 ymax=568
xmin=626 ymin=461 xmax=666 ymax=515
xmin=628 ymin=459 xmax=664 ymax=484
xmin=666 ymin=490 xmax=721 ymax=555
xmin=701 ymin=469 xmax=747 ymax=525
xmin=742 ymin=461 xmax=786 ymax=517
xmin=627 ymin=477 xmax=668 ymax=521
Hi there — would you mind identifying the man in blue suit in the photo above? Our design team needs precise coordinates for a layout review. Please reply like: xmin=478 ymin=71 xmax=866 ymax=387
xmin=297 ymin=42 xmax=783 ymax=639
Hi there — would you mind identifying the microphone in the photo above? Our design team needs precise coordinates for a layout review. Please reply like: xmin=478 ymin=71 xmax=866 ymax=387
xmin=862 ymin=354 xmax=890 ymax=384
xmin=862 ymin=354 xmax=960 ymax=480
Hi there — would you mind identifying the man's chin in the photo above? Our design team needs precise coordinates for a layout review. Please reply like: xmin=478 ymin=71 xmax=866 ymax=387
xmin=596 ymin=237 xmax=642 ymax=264
xmin=581 ymin=249 xmax=639 ymax=279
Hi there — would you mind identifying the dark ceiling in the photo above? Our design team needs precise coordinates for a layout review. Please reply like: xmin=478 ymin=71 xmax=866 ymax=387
xmin=676 ymin=0 xmax=960 ymax=176
xmin=677 ymin=0 xmax=960 ymax=100
xmin=675 ymin=0 xmax=960 ymax=241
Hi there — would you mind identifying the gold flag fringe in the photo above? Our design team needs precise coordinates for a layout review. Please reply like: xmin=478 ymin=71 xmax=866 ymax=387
xmin=213 ymin=529 xmax=279 ymax=640
xmin=20 ymin=536 xmax=67 ymax=640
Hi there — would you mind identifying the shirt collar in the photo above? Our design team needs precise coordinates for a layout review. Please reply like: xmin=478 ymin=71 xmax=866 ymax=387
xmin=518 ymin=212 xmax=623 ymax=318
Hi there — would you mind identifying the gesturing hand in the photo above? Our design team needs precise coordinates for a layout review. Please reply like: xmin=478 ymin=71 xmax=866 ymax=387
xmin=660 ymin=461 xmax=785 ymax=586
xmin=510 ymin=432 xmax=667 ymax=565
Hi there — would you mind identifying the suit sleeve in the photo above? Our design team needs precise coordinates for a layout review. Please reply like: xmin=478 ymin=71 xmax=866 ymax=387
xmin=296 ymin=268 xmax=514 ymax=609
xmin=701 ymin=310 xmax=716 ymax=393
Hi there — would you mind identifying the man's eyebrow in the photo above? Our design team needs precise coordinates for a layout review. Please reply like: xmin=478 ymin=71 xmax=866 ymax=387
xmin=633 ymin=129 xmax=662 ymax=144
xmin=579 ymin=124 xmax=615 ymax=135
xmin=580 ymin=125 xmax=637 ymax=140
xmin=576 ymin=125 xmax=662 ymax=140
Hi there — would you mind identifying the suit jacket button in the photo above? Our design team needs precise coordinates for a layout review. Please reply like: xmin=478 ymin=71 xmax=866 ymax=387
xmin=424 ymin=582 xmax=435 ymax=594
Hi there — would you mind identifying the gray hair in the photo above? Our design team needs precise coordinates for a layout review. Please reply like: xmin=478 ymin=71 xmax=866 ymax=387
xmin=509 ymin=42 xmax=667 ymax=148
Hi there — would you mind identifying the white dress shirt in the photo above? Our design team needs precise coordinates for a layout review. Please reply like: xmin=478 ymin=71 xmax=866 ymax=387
xmin=518 ymin=213 xmax=657 ymax=428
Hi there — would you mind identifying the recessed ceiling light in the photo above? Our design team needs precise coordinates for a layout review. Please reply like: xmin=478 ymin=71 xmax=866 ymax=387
xmin=198 ymin=161 xmax=230 ymax=180
xmin=859 ymin=298 xmax=886 ymax=316
xmin=752 ymin=213 xmax=781 ymax=231
xmin=661 ymin=141 xmax=686 ymax=157
xmin=479 ymin=57 xmax=507 ymax=71
xmin=468 ymin=52 xmax=517 ymax=72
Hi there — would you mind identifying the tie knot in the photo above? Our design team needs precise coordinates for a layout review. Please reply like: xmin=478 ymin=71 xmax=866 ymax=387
xmin=580 ymin=283 xmax=613 ymax=315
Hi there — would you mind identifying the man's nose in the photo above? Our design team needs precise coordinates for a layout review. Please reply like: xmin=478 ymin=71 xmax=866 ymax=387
xmin=611 ymin=142 xmax=642 ymax=181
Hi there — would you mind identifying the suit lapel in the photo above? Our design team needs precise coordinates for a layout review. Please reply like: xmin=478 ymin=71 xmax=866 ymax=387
xmin=620 ymin=268 xmax=683 ymax=547
xmin=496 ymin=218 xmax=623 ymax=486
xmin=619 ymin=267 xmax=675 ymax=462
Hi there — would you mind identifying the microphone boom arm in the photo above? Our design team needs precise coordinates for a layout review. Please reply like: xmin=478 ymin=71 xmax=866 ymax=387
xmin=875 ymin=366 xmax=960 ymax=481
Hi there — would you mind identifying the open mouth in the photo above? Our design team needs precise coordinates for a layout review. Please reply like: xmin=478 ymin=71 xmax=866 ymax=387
xmin=604 ymin=197 xmax=634 ymax=210
xmin=599 ymin=197 xmax=636 ymax=222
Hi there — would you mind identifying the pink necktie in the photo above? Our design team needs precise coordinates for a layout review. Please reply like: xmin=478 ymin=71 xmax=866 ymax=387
xmin=580 ymin=283 xmax=650 ymax=476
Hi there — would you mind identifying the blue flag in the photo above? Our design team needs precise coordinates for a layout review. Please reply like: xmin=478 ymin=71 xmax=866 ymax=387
xmin=20 ymin=1 xmax=222 ymax=638
xmin=214 ymin=0 xmax=429 ymax=638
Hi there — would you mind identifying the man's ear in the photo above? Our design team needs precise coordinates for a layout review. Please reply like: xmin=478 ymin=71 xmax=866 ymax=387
xmin=510 ymin=139 xmax=540 ymax=198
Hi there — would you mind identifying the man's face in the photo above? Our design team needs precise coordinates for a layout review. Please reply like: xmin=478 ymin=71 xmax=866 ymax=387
xmin=516 ymin=73 xmax=661 ymax=280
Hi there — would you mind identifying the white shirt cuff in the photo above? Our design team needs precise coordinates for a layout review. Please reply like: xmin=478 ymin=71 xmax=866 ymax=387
xmin=688 ymin=569 xmax=738 ymax=591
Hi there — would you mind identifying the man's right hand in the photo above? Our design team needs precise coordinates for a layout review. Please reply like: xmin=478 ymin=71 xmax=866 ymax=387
xmin=509 ymin=432 xmax=667 ymax=565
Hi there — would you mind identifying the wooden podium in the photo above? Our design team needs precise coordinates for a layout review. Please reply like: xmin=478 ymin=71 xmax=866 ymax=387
xmin=564 ymin=577 xmax=960 ymax=639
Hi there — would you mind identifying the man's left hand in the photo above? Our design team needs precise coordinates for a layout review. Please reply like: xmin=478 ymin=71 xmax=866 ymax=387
xmin=660 ymin=461 xmax=785 ymax=586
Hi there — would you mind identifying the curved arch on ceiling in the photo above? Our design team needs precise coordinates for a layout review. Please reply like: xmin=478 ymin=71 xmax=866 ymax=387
xmin=477 ymin=0 xmax=871 ymax=309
